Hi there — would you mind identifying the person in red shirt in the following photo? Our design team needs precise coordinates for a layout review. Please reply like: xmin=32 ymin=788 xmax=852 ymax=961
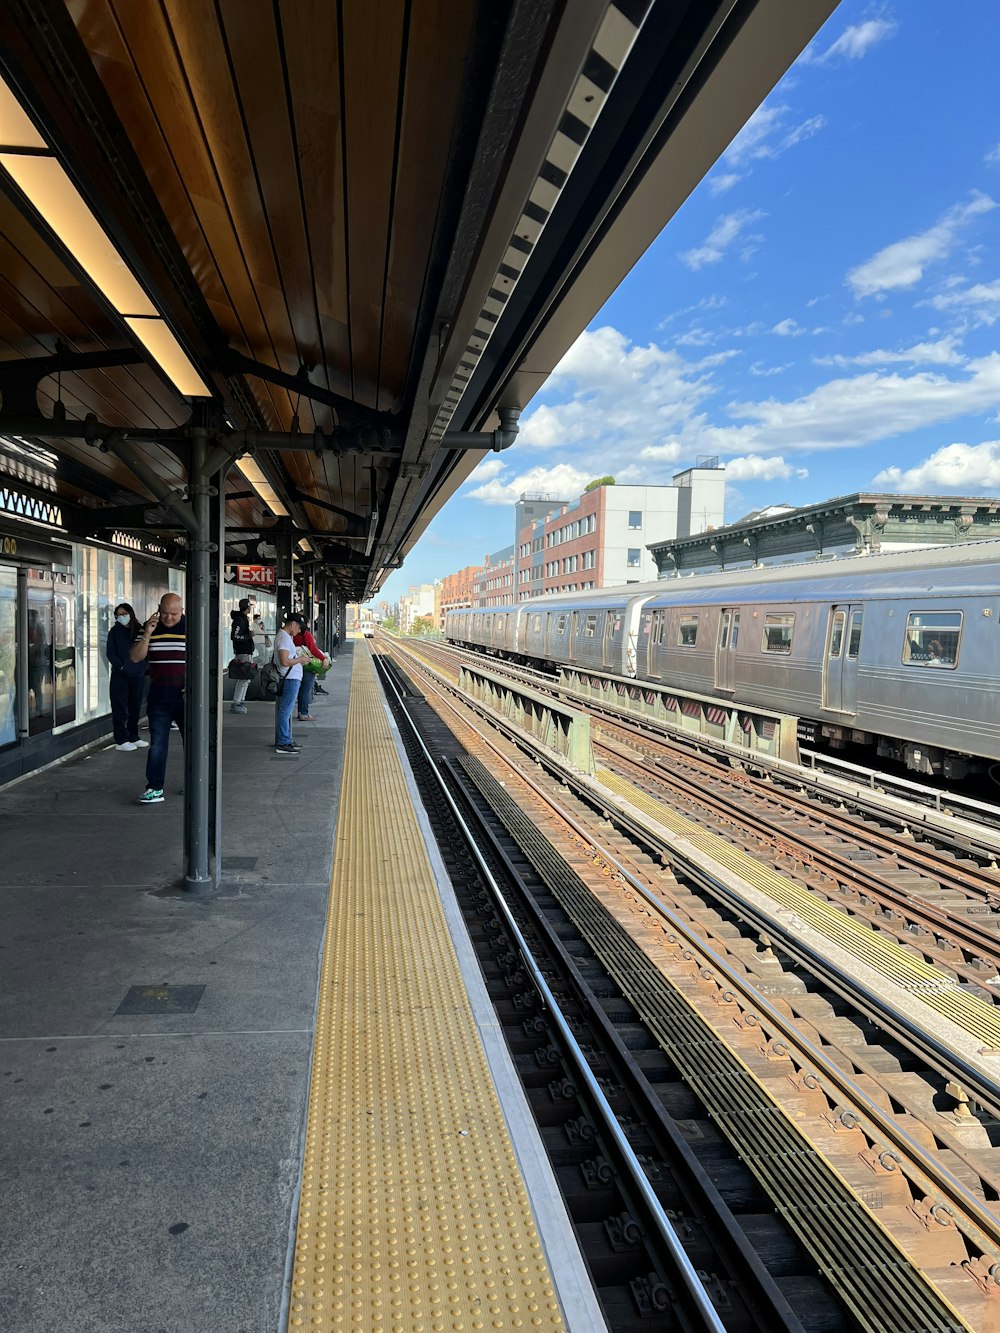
xmin=292 ymin=615 xmax=330 ymax=721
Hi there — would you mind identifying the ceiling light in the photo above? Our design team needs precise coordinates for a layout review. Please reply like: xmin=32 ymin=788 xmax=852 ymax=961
xmin=0 ymin=153 xmax=157 ymax=316
xmin=0 ymin=81 xmax=46 ymax=150
xmin=235 ymin=457 xmax=289 ymax=517
xmin=124 ymin=317 xmax=210 ymax=397
xmin=298 ymin=538 xmax=314 ymax=553
xmin=0 ymin=74 xmax=211 ymax=400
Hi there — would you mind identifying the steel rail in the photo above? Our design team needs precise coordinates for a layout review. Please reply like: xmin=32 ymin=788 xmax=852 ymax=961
xmin=385 ymin=638 xmax=1000 ymax=1267
xmin=596 ymin=734 xmax=1000 ymax=982
xmin=373 ymin=654 xmax=729 ymax=1333
xmin=425 ymin=637 xmax=1000 ymax=852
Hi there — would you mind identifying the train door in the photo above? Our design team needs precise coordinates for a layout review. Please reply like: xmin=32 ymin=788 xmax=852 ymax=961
xmin=715 ymin=607 xmax=740 ymax=691
xmin=823 ymin=604 xmax=862 ymax=713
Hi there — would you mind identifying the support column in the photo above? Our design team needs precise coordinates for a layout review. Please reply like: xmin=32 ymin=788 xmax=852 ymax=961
xmin=275 ymin=519 xmax=294 ymax=626
xmin=183 ymin=434 xmax=226 ymax=893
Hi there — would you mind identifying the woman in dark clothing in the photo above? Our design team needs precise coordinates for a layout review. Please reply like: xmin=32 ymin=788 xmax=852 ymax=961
xmin=106 ymin=602 xmax=149 ymax=751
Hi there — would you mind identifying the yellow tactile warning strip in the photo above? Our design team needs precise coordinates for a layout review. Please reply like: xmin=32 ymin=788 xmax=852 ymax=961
xmin=287 ymin=650 xmax=565 ymax=1332
xmin=597 ymin=768 xmax=1000 ymax=1048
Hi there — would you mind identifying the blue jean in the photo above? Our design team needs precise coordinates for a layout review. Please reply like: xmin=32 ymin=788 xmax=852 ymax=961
xmin=146 ymin=687 xmax=184 ymax=789
xmin=297 ymin=670 xmax=316 ymax=717
xmin=275 ymin=676 xmax=301 ymax=746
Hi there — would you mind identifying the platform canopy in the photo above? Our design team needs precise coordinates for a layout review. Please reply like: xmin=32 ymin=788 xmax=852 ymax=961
xmin=0 ymin=0 xmax=838 ymax=599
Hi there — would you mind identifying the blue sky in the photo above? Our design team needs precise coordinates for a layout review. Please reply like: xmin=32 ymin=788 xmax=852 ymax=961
xmin=377 ymin=3 xmax=1000 ymax=605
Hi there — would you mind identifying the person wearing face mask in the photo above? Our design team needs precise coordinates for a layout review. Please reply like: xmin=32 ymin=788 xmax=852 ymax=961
xmin=106 ymin=602 xmax=150 ymax=752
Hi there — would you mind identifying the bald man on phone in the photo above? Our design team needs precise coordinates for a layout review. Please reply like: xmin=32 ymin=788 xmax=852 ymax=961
xmin=130 ymin=592 xmax=186 ymax=804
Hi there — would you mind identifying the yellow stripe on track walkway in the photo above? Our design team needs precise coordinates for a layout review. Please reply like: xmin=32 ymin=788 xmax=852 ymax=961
xmin=287 ymin=649 xmax=566 ymax=1332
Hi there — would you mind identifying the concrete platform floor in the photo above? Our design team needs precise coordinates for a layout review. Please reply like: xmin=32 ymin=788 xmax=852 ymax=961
xmin=0 ymin=652 xmax=351 ymax=1333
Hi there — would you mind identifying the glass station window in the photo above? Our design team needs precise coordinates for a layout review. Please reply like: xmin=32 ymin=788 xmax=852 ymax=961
xmin=0 ymin=564 xmax=16 ymax=747
xmin=26 ymin=567 xmax=54 ymax=736
xmin=52 ymin=564 xmax=76 ymax=728
xmin=828 ymin=610 xmax=846 ymax=658
xmin=848 ymin=611 xmax=863 ymax=659
xmin=677 ymin=615 xmax=699 ymax=647
xmin=762 ymin=613 xmax=795 ymax=654
xmin=902 ymin=610 xmax=962 ymax=668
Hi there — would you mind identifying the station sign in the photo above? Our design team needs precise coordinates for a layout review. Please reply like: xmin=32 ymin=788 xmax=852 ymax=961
xmin=233 ymin=564 xmax=275 ymax=589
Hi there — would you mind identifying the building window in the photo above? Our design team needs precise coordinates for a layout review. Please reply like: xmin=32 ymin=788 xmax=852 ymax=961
xmin=628 ymin=510 xmax=642 ymax=529
xmin=627 ymin=548 xmax=641 ymax=567
xmin=902 ymin=611 xmax=962 ymax=667
xmin=762 ymin=613 xmax=795 ymax=654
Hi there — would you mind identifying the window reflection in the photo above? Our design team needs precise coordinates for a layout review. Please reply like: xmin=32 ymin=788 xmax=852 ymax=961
xmin=0 ymin=565 xmax=15 ymax=747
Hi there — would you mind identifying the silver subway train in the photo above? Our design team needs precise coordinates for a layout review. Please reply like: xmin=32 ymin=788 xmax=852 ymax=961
xmin=444 ymin=541 xmax=1000 ymax=779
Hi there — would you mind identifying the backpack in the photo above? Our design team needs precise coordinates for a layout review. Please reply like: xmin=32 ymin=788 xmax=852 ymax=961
xmin=259 ymin=661 xmax=283 ymax=698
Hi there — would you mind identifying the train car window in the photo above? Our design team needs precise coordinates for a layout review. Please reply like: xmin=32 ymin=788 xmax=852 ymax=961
xmin=731 ymin=612 xmax=740 ymax=649
xmin=902 ymin=611 xmax=962 ymax=668
xmin=583 ymin=613 xmax=598 ymax=637
xmin=719 ymin=613 xmax=730 ymax=650
xmin=555 ymin=614 xmax=567 ymax=635
xmin=678 ymin=616 xmax=699 ymax=647
xmin=848 ymin=612 xmax=863 ymax=658
xmin=604 ymin=613 xmax=616 ymax=639
xmin=531 ymin=614 xmax=542 ymax=633
xmin=762 ymin=613 xmax=795 ymax=653
xmin=828 ymin=611 xmax=846 ymax=658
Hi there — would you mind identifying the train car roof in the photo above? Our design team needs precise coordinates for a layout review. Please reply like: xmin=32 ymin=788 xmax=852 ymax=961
xmin=504 ymin=541 xmax=1000 ymax=611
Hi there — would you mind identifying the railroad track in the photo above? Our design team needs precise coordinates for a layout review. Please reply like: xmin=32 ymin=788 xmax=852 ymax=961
xmin=375 ymin=641 xmax=1000 ymax=1332
xmin=392 ymin=633 xmax=1000 ymax=856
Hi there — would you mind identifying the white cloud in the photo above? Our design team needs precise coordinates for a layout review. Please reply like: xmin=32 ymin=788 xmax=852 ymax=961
xmin=772 ymin=318 xmax=805 ymax=337
xmin=925 ymin=278 xmax=1000 ymax=325
xmin=814 ymin=333 xmax=966 ymax=369
xmin=709 ymin=172 xmax=741 ymax=196
xmin=464 ymin=455 xmax=505 ymax=484
xmin=848 ymin=192 xmax=996 ymax=297
xmin=987 ymin=144 xmax=1000 ymax=166
xmin=872 ymin=440 xmax=1000 ymax=492
xmin=724 ymin=455 xmax=809 ymax=481
xmin=806 ymin=18 xmax=898 ymax=64
xmin=487 ymin=328 xmax=1000 ymax=508
xmin=466 ymin=462 xmax=591 ymax=506
xmin=504 ymin=327 xmax=722 ymax=492
xmin=701 ymin=353 xmax=1000 ymax=456
xmin=724 ymin=105 xmax=826 ymax=169
xmin=638 ymin=441 xmax=682 ymax=462
xmin=680 ymin=208 xmax=765 ymax=270
xmin=675 ymin=326 xmax=716 ymax=347
xmin=749 ymin=362 xmax=791 ymax=377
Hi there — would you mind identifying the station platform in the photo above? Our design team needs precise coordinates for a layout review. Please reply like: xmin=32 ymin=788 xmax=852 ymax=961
xmin=0 ymin=642 xmax=597 ymax=1333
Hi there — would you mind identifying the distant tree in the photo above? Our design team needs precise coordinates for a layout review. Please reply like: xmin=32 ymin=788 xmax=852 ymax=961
xmin=382 ymin=616 xmax=397 ymax=631
xmin=585 ymin=476 xmax=616 ymax=491
xmin=411 ymin=616 xmax=434 ymax=636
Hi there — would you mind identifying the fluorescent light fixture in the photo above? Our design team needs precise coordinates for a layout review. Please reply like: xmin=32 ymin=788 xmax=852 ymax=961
xmin=0 ymin=82 xmax=47 ymax=150
xmin=124 ymin=317 xmax=210 ymax=397
xmin=0 ymin=74 xmax=211 ymax=400
xmin=298 ymin=538 xmax=314 ymax=553
xmin=0 ymin=154 xmax=157 ymax=316
xmin=235 ymin=457 xmax=289 ymax=517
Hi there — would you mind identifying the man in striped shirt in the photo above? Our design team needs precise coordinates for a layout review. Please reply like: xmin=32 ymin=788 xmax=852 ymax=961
xmin=129 ymin=592 xmax=186 ymax=804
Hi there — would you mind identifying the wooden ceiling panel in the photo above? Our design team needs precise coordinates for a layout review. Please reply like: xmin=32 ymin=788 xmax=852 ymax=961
xmin=341 ymin=2 xmax=406 ymax=411
xmin=279 ymin=0 xmax=351 ymax=401
xmin=379 ymin=0 xmax=475 ymax=408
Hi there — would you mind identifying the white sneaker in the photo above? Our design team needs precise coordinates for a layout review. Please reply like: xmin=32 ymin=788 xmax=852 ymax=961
xmin=134 ymin=739 xmax=150 ymax=748
xmin=115 ymin=742 xmax=137 ymax=752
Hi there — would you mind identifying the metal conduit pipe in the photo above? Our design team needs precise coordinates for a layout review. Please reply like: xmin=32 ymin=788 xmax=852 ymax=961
xmin=441 ymin=407 xmax=520 ymax=452
xmin=184 ymin=433 xmax=213 ymax=893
